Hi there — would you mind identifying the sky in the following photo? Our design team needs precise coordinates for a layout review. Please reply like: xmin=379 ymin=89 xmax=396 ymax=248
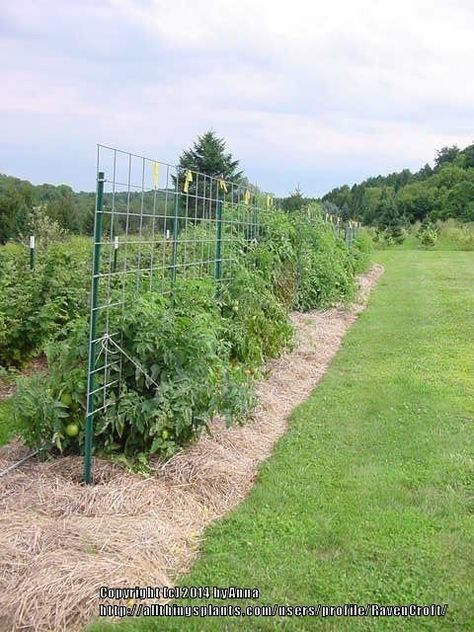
xmin=1 ymin=0 xmax=473 ymax=197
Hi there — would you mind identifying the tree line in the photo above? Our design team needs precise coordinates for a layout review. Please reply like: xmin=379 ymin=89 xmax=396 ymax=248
xmin=0 ymin=131 xmax=249 ymax=243
xmin=1 ymin=136 xmax=473 ymax=243
xmin=0 ymin=175 xmax=96 ymax=243
xmin=322 ymin=144 xmax=474 ymax=232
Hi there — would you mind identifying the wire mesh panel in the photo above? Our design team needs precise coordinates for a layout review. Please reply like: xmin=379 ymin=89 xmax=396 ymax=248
xmin=344 ymin=221 xmax=360 ymax=246
xmin=84 ymin=145 xmax=263 ymax=482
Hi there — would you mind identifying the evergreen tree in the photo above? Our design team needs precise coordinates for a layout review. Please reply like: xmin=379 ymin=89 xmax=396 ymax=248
xmin=341 ymin=202 xmax=351 ymax=221
xmin=376 ymin=191 xmax=406 ymax=243
xmin=177 ymin=130 xmax=243 ymax=181
xmin=281 ymin=185 xmax=304 ymax=212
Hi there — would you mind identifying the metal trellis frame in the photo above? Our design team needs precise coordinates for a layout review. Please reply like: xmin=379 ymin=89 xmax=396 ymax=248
xmin=83 ymin=145 xmax=264 ymax=484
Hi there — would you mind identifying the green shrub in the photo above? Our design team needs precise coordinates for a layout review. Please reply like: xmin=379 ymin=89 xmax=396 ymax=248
xmin=437 ymin=220 xmax=474 ymax=250
xmin=14 ymin=376 xmax=71 ymax=452
xmin=220 ymin=265 xmax=293 ymax=367
xmin=292 ymin=217 xmax=356 ymax=310
xmin=249 ymin=208 xmax=357 ymax=310
xmin=250 ymin=209 xmax=298 ymax=306
xmin=15 ymin=280 xmax=260 ymax=460
xmin=351 ymin=230 xmax=374 ymax=272
xmin=373 ymin=226 xmax=406 ymax=247
xmin=0 ymin=240 xmax=90 ymax=367
xmin=100 ymin=281 xmax=252 ymax=457
xmin=416 ymin=223 xmax=439 ymax=248
xmin=13 ymin=317 xmax=88 ymax=452
xmin=20 ymin=206 xmax=68 ymax=247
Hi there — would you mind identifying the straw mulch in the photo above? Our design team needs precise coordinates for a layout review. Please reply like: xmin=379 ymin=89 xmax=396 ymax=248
xmin=0 ymin=264 xmax=384 ymax=632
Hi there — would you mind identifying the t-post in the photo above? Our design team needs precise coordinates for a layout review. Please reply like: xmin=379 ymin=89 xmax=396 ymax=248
xmin=83 ymin=170 xmax=105 ymax=485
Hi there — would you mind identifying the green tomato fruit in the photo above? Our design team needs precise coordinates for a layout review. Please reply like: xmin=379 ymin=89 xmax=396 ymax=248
xmin=161 ymin=429 xmax=169 ymax=440
xmin=65 ymin=423 xmax=79 ymax=438
xmin=60 ymin=393 xmax=73 ymax=407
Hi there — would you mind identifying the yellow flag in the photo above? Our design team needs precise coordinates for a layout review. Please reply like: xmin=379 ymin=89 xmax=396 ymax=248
xmin=218 ymin=178 xmax=228 ymax=193
xmin=183 ymin=170 xmax=193 ymax=193
xmin=152 ymin=162 xmax=160 ymax=189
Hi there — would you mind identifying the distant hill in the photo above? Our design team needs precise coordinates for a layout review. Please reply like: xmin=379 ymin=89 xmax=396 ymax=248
xmin=322 ymin=143 xmax=474 ymax=227
xmin=0 ymin=174 xmax=162 ymax=242
xmin=0 ymin=173 xmax=95 ymax=241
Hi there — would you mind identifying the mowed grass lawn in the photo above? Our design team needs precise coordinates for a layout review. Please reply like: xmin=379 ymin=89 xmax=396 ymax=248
xmin=73 ymin=252 xmax=474 ymax=630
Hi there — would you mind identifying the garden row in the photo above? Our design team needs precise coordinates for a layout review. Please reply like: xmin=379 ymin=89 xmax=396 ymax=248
xmin=2 ymin=206 xmax=372 ymax=465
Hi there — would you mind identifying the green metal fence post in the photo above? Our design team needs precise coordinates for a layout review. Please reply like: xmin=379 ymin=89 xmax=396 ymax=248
xmin=171 ymin=186 xmax=180 ymax=283
xmin=215 ymin=194 xmax=224 ymax=281
xmin=83 ymin=170 xmax=105 ymax=485
xmin=29 ymin=235 xmax=35 ymax=270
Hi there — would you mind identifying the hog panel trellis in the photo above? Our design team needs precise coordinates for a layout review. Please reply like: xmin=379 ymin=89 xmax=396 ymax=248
xmin=83 ymin=145 xmax=264 ymax=483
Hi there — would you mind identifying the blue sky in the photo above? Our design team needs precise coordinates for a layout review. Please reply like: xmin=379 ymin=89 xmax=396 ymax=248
xmin=1 ymin=0 xmax=473 ymax=196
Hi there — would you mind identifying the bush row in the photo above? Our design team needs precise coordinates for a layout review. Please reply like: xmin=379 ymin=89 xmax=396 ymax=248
xmin=9 ymin=207 xmax=373 ymax=465
xmin=0 ymin=239 xmax=91 ymax=366
xmin=371 ymin=219 xmax=474 ymax=250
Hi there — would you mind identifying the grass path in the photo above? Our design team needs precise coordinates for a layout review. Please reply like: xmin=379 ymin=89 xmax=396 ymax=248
xmin=90 ymin=252 xmax=473 ymax=629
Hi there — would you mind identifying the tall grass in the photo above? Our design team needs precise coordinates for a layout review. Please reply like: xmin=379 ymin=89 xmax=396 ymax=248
xmin=436 ymin=219 xmax=474 ymax=250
